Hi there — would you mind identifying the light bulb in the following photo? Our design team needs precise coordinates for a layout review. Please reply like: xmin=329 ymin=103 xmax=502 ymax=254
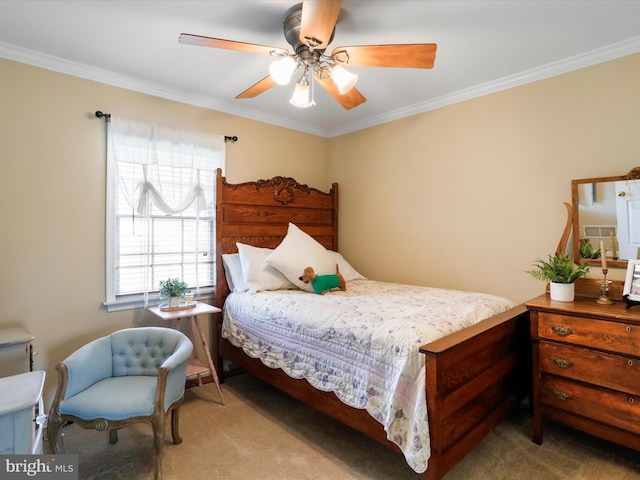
xmin=331 ymin=65 xmax=358 ymax=94
xmin=289 ymin=82 xmax=314 ymax=108
xmin=269 ymin=56 xmax=296 ymax=85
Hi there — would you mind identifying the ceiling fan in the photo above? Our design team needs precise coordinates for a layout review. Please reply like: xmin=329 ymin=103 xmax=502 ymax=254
xmin=179 ymin=0 xmax=437 ymax=110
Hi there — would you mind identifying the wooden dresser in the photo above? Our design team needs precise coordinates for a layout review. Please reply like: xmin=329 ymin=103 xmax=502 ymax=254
xmin=525 ymin=293 xmax=640 ymax=451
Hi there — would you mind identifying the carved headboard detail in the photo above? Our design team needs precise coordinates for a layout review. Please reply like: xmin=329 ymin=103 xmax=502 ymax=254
xmin=256 ymin=176 xmax=312 ymax=205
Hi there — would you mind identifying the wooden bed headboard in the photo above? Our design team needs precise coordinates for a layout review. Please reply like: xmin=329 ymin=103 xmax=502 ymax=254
xmin=214 ymin=168 xmax=339 ymax=308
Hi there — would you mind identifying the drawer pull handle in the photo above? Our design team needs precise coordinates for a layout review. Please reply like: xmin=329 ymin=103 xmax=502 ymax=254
xmin=550 ymin=388 xmax=572 ymax=401
xmin=630 ymin=397 xmax=635 ymax=404
xmin=629 ymin=360 xmax=634 ymax=367
xmin=551 ymin=356 xmax=574 ymax=369
xmin=626 ymin=325 xmax=632 ymax=333
xmin=550 ymin=324 xmax=573 ymax=337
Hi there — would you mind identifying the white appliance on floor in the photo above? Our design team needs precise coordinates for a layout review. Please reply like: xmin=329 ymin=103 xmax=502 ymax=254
xmin=0 ymin=370 xmax=46 ymax=454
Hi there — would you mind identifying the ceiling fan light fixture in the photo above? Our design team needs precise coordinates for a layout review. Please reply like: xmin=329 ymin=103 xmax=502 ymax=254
xmin=289 ymin=72 xmax=316 ymax=108
xmin=330 ymin=65 xmax=358 ymax=94
xmin=269 ymin=56 xmax=297 ymax=85
xmin=289 ymin=83 xmax=313 ymax=108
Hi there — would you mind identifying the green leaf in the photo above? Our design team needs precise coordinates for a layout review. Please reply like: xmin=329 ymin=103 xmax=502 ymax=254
xmin=159 ymin=277 xmax=189 ymax=299
xmin=525 ymin=254 xmax=589 ymax=284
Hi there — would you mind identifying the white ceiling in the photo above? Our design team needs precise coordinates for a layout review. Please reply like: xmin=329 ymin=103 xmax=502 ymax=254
xmin=1 ymin=1 xmax=640 ymax=137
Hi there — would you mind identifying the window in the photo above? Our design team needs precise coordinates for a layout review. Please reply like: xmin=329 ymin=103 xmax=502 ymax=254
xmin=104 ymin=117 xmax=225 ymax=311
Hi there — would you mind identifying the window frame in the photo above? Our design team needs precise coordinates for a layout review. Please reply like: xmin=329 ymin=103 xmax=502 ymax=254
xmin=103 ymin=120 xmax=221 ymax=312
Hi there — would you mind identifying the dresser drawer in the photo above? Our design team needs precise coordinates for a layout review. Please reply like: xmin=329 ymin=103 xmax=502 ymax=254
xmin=541 ymin=374 xmax=640 ymax=435
xmin=539 ymin=341 xmax=640 ymax=396
xmin=537 ymin=312 xmax=640 ymax=356
xmin=0 ymin=404 xmax=35 ymax=454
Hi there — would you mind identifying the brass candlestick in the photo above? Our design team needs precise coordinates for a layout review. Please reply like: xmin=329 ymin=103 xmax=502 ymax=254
xmin=596 ymin=268 xmax=613 ymax=304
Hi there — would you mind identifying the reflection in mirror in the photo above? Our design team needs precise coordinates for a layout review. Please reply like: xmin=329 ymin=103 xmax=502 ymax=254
xmin=572 ymin=167 xmax=640 ymax=268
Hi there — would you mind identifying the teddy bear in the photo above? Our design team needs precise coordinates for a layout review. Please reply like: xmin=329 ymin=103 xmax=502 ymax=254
xmin=299 ymin=264 xmax=346 ymax=294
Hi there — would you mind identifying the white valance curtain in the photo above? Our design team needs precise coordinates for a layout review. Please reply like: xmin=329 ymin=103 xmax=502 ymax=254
xmin=106 ymin=116 xmax=226 ymax=308
xmin=109 ymin=117 xmax=225 ymax=217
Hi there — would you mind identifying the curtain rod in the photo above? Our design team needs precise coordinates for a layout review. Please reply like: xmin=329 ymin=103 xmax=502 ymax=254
xmin=94 ymin=111 xmax=238 ymax=143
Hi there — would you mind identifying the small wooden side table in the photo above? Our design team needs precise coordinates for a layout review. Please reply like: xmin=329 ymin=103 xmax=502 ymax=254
xmin=146 ymin=302 xmax=225 ymax=405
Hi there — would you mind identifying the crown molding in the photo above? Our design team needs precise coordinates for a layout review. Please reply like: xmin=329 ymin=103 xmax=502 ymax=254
xmin=0 ymin=40 xmax=328 ymax=137
xmin=326 ymin=35 xmax=640 ymax=138
xmin=2 ymin=35 xmax=639 ymax=139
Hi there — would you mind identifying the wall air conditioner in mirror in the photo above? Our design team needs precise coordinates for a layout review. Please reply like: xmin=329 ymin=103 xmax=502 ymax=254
xmin=583 ymin=225 xmax=616 ymax=238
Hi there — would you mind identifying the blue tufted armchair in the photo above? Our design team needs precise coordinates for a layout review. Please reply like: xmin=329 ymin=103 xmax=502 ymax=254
xmin=47 ymin=327 xmax=193 ymax=480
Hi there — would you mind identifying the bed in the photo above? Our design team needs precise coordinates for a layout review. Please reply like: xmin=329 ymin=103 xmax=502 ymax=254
xmin=213 ymin=169 xmax=530 ymax=480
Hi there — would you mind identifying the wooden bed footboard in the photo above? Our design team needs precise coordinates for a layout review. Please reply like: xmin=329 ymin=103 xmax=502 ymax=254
xmin=420 ymin=303 xmax=530 ymax=480
xmin=216 ymin=303 xmax=530 ymax=480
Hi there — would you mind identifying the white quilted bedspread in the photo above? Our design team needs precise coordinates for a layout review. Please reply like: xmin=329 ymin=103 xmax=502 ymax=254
xmin=221 ymin=279 xmax=514 ymax=473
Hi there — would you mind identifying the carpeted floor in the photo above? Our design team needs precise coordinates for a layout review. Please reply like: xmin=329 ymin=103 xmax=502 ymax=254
xmin=44 ymin=374 xmax=640 ymax=480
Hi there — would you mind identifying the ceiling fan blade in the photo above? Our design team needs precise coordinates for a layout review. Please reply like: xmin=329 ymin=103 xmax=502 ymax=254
xmin=331 ymin=44 xmax=437 ymax=69
xmin=316 ymin=75 xmax=366 ymax=110
xmin=179 ymin=33 xmax=288 ymax=56
xmin=299 ymin=0 xmax=342 ymax=50
xmin=235 ymin=76 xmax=278 ymax=99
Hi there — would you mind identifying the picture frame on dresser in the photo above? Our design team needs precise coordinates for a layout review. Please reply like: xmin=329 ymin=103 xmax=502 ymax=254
xmin=623 ymin=259 xmax=640 ymax=301
xmin=622 ymin=259 xmax=640 ymax=309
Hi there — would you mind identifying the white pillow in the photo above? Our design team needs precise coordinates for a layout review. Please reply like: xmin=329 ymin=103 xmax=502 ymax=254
xmin=265 ymin=223 xmax=337 ymax=292
xmin=328 ymin=251 xmax=366 ymax=282
xmin=236 ymin=243 xmax=295 ymax=292
xmin=222 ymin=253 xmax=249 ymax=293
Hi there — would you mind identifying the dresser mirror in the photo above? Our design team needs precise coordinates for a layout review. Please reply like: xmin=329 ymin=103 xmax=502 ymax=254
xmin=572 ymin=167 xmax=640 ymax=268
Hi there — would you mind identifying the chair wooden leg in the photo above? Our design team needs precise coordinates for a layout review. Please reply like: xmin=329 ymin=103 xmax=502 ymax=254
xmin=152 ymin=414 xmax=165 ymax=480
xmin=171 ymin=407 xmax=182 ymax=445
xmin=46 ymin=411 xmax=66 ymax=454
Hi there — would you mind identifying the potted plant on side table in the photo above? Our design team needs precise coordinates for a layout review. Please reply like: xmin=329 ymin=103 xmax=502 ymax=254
xmin=526 ymin=253 xmax=590 ymax=302
xmin=159 ymin=278 xmax=189 ymax=308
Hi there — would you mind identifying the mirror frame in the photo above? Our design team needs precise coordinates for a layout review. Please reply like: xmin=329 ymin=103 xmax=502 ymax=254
xmin=572 ymin=166 xmax=640 ymax=268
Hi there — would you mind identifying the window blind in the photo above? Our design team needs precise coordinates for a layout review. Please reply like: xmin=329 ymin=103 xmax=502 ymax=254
xmin=105 ymin=117 xmax=225 ymax=310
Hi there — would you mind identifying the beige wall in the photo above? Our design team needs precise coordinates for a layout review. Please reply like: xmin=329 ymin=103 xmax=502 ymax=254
xmin=1 ymin=52 xmax=639 ymax=406
xmin=0 ymin=58 xmax=328 ymax=403
xmin=329 ymin=52 xmax=640 ymax=302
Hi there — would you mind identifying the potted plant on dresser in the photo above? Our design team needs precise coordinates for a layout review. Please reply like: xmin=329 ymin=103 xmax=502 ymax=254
xmin=526 ymin=253 xmax=590 ymax=302
xmin=159 ymin=278 xmax=189 ymax=308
